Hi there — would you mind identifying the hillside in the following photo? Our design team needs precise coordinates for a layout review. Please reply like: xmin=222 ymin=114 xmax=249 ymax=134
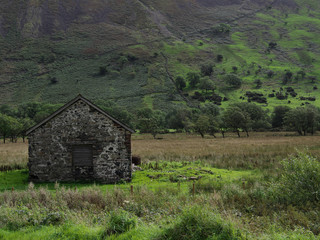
xmin=0 ymin=0 xmax=320 ymax=113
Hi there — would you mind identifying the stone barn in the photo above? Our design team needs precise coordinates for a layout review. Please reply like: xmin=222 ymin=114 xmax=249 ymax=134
xmin=26 ymin=95 xmax=134 ymax=183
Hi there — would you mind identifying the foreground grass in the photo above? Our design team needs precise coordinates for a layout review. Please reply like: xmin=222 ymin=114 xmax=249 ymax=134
xmin=1 ymin=133 xmax=320 ymax=239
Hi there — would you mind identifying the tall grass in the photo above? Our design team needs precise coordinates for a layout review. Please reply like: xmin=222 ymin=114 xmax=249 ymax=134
xmin=133 ymin=133 xmax=320 ymax=170
xmin=3 ymin=133 xmax=320 ymax=172
xmin=0 ymin=141 xmax=28 ymax=171
xmin=1 ymin=134 xmax=320 ymax=238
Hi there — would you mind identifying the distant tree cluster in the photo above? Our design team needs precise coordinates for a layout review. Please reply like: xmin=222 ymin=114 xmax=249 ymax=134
xmin=0 ymin=103 xmax=63 ymax=143
xmin=1 ymin=101 xmax=320 ymax=142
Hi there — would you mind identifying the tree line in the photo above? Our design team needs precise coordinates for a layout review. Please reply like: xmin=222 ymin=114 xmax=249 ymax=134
xmin=0 ymin=101 xmax=319 ymax=143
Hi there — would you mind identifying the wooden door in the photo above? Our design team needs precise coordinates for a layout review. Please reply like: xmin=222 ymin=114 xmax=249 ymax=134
xmin=72 ymin=145 xmax=93 ymax=180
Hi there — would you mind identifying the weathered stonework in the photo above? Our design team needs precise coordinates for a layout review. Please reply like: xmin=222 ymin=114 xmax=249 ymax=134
xmin=27 ymin=95 xmax=134 ymax=183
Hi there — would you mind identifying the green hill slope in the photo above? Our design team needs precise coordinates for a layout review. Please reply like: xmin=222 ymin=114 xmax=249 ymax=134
xmin=0 ymin=0 xmax=320 ymax=113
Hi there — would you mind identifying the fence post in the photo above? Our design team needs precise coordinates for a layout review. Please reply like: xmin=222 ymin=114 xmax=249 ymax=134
xmin=192 ymin=181 xmax=195 ymax=197
xmin=130 ymin=185 xmax=133 ymax=195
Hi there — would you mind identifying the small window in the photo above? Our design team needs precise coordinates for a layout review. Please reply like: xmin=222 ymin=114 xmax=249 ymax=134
xmin=72 ymin=145 xmax=93 ymax=166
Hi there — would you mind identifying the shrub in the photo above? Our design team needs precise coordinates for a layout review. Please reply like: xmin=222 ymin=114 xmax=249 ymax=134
xmin=217 ymin=54 xmax=223 ymax=62
xmin=99 ymin=66 xmax=107 ymax=76
xmin=49 ymin=76 xmax=58 ymax=84
xmin=283 ymin=71 xmax=293 ymax=84
xmin=175 ymin=76 xmax=186 ymax=90
xmin=268 ymin=42 xmax=277 ymax=50
xmin=187 ymin=72 xmax=200 ymax=88
xmin=254 ymin=79 xmax=262 ymax=88
xmin=211 ymin=23 xmax=231 ymax=34
xmin=267 ymin=70 xmax=274 ymax=78
xmin=274 ymin=152 xmax=320 ymax=205
xmin=224 ymin=74 xmax=242 ymax=89
xmin=232 ymin=66 xmax=238 ymax=73
xmin=200 ymin=64 xmax=214 ymax=76
xmin=105 ymin=209 xmax=137 ymax=235
xmin=158 ymin=206 xmax=243 ymax=240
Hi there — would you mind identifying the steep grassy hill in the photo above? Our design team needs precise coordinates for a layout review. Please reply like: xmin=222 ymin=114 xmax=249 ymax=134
xmin=0 ymin=0 xmax=320 ymax=113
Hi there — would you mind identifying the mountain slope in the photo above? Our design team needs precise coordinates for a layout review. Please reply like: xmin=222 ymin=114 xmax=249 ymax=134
xmin=0 ymin=0 xmax=319 ymax=113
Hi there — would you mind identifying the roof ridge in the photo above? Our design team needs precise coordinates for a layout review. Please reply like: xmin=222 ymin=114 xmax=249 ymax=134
xmin=26 ymin=95 xmax=135 ymax=135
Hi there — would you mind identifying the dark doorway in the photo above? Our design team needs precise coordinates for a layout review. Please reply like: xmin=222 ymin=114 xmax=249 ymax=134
xmin=72 ymin=145 xmax=93 ymax=180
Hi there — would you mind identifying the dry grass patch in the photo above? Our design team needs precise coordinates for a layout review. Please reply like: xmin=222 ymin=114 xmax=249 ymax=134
xmin=0 ymin=140 xmax=28 ymax=170
xmin=132 ymin=132 xmax=320 ymax=170
xmin=1 ymin=133 xmax=320 ymax=171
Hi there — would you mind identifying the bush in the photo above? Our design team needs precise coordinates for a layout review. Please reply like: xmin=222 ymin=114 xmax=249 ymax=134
xmin=175 ymin=76 xmax=186 ymax=90
xmin=224 ymin=74 xmax=242 ymax=89
xmin=49 ymin=76 xmax=58 ymax=84
xmin=200 ymin=64 xmax=214 ymax=76
xmin=187 ymin=72 xmax=200 ymax=88
xmin=274 ymin=152 xmax=320 ymax=205
xmin=99 ymin=66 xmax=107 ymax=76
xmin=158 ymin=206 xmax=243 ymax=240
xmin=217 ymin=54 xmax=223 ymax=62
xmin=211 ymin=23 xmax=231 ymax=34
xmin=283 ymin=71 xmax=293 ymax=84
xmin=105 ymin=209 xmax=137 ymax=235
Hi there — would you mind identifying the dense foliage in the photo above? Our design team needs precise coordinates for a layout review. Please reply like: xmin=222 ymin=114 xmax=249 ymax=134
xmin=1 ymin=101 xmax=320 ymax=141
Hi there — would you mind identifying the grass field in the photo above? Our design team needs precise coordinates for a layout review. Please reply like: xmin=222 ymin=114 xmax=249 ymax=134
xmin=0 ymin=133 xmax=320 ymax=239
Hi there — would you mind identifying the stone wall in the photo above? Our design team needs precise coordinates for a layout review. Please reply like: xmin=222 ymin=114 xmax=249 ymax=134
xmin=28 ymin=99 xmax=132 ymax=183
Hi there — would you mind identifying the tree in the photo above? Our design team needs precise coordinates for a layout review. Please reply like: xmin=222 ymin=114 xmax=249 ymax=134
xmin=19 ymin=118 xmax=35 ymax=142
xmin=199 ymin=77 xmax=215 ymax=93
xmin=224 ymin=74 xmax=242 ymax=89
xmin=232 ymin=66 xmax=238 ymax=73
xmin=216 ymin=54 xmax=223 ymax=62
xmin=9 ymin=118 xmax=22 ymax=142
xmin=284 ymin=106 xmax=320 ymax=135
xmin=254 ymin=79 xmax=262 ymax=89
xmin=194 ymin=115 xmax=210 ymax=138
xmin=218 ymin=118 xmax=228 ymax=138
xmin=99 ymin=66 xmax=107 ymax=76
xmin=268 ymin=42 xmax=277 ymax=50
xmin=17 ymin=103 xmax=41 ymax=119
xmin=222 ymin=107 xmax=251 ymax=137
xmin=49 ymin=76 xmax=58 ymax=84
xmin=233 ymin=102 xmax=270 ymax=131
xmin=95 ymin=100 xmax=134 ymax=129
xmin=0 ymin=114 xmax=16 ymax=143
xmin=211 ymin=23 xmax=231 ymax=34
xmin=200 ymin=64 xmax=214 ymax=77
xmin=165 ymin=107 xmax=192 ymax=131
xmin=137 ymin=108 xmax=165 ymax=138
xmin=0 ymin=104 xmax=16 ymax=117
xmin=199 ymin=103 xmax=221 ymax=138
xmin=33 ymin=104 xmax=62 ymax=123
xmin=282 ymin=70 xmax=293 ymax=84
xmin=296 ymin=70 xmax=306 ymax=81
xmin=187 ymin=72 xmax=200 ymax=88
xmin=175 ymin=76 xmax=186 ymax=90
xmin=267 ymin=70 xmax=274 ymax=78
xmin=309 ymin=76 xmax=316 ymax=84
xmin=271 ymin=106 xmax=291 ymax=129
xmin=200 ymin=102 xmax=220 ymax=117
